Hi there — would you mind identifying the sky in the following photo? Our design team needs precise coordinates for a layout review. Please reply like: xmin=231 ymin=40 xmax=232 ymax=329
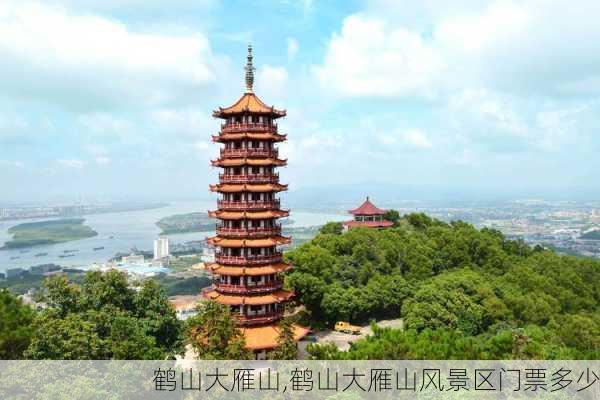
xmin=1 ymin=0 xmax=600 ymax=204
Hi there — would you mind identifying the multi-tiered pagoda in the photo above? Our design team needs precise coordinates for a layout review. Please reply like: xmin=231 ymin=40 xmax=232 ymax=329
xmin=203 ymin=45 xmax=308 ymax=359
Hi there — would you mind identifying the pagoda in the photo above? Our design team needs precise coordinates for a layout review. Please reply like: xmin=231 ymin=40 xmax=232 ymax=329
xmin=203 ymin=45 xmax=308 ymax=359
xmin=342 ymin=196 xmax=394 ymax=231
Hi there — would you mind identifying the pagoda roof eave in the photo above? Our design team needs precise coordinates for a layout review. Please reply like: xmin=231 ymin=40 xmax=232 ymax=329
xmin=205 ymin=262 xmax=291 ymax=276
xmin=211 ymin=158 xmax=287 ymax=167
xmin=348 ymin=197 xmax=387 ymax=216
xmin=209 ymin=183 xmax=288 ymax=193
xmin=212 ymin=93 xmax=286 ymax=119
xmin=242 ymin=324 xmax=309 ymax=350
xmin=208 ymin=209 xmax=290 ymax=220
xmin=207 ymin=235 xmax=291 ymax=248
xmin=203 ymin=289 xmax=294 ymax=306
xmin=212 ymin=132 xmax=287 ymax=142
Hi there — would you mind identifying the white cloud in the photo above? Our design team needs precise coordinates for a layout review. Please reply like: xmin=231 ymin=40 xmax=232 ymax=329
xmin=402 ymin=129 xmax=433 ymax=149
xmin=0 ymin=1 xmax=216 ymax=111
xmin=150 ymin=109 xmax=212 ymax=139
xmin=377 ymin=129 xmax=432 ymax=149
xmin=314 ymin=15 xmax=443 ymax=98
xmin=314 ymin=1 xmax=600 ymax=98
xmin=57 ymin=158 xmax=86 ymax=169
xmin=95 ymin=156 xmax=111 ymax=165
xmin=256 ymin=65 xmax=289 ymax=99
xmin=194 ymin=141 xmax=210 ymax=151
xmin=286 ymin=38 xmax=299 ymax=60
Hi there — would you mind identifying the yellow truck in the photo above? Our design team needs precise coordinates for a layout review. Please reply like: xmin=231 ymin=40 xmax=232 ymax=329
xmin=334 ymin=321 xmax=361 ymax=335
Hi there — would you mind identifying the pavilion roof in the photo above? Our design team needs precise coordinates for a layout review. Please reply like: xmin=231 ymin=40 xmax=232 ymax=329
xmin=241 ymin=324 xmax=310 ymax=350
xmin=213 ymin=93 xmax=286 ymax=119
xmin=349 ymin=197 xmax=387 ymax=216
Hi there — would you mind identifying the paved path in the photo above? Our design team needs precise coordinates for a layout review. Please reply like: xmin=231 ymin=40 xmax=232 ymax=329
xmin=298 ymin=318 xmax=403 ymax=358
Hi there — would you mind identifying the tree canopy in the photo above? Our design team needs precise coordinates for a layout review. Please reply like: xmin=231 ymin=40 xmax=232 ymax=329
xmin=25 ymin=270 xmax=182 ymax=359
xmin=185 ymin=301 xmax=252 ymax=360
xmin=0 ymin=289 xmax=34 ymax=359
xmin=286 ymin=213 xmax=600 ymax=359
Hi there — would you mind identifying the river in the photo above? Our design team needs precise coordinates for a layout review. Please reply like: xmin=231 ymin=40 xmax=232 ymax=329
xmin=0 ymin=201 xmax=346 ymax=272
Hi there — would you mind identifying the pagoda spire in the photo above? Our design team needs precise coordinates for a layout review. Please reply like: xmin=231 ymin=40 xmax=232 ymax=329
xmin=245 ymin=44 xmax=255 ymax=93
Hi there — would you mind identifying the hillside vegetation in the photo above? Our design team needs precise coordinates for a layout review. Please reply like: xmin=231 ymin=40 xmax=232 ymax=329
xmin=285 ymin=214 xmax=600 ymax=359
xmin=2 ymin=218 xmax=97 ymax=249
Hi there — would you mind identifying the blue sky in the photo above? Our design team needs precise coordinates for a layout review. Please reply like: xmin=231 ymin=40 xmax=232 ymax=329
xmin=1 ymin=0 xmax=599 ymax=203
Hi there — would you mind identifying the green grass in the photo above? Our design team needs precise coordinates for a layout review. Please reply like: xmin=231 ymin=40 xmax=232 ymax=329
xmin=2 ymin=218 xmax=97 ymax=249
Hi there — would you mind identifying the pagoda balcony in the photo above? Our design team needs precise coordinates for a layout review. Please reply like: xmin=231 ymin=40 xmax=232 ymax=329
xmin=215 ymin=281 xmax=283 ymax=294
xmin=221 ymin=122 xmax=277 ymax=134
xmin=215 ymin=253 xmax=283 ymax=265
xmin=236 ymin=311 xmax=283 ymax=326
xmin=216 ymin=225 xmax=282 ymax=237
xmin=219 ymin=173 xmax=279 ymax=184
xmin=217 ymin=199 xmax=280 ymax=210
xmin=220 ymin=148 xmax=278 ymax=158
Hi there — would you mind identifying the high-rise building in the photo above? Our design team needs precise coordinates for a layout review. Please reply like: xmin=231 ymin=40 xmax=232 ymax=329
xmin=203 ymin=45 xmax=308 ymax=359
xmin=153 ymin=237 xmax=170 ymax=260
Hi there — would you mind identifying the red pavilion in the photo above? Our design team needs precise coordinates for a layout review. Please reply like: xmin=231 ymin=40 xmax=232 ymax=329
xmin=343 ymin=196 xmax=394 ymax=231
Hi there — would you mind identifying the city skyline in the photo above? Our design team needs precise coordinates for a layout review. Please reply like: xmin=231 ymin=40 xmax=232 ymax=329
xmin=2 ymin=0 xmax=600 ymax=203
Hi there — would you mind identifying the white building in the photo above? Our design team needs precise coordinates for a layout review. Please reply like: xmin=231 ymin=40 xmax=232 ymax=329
xmin=121 ymin=254 xmax=145 ymax=264
xmin=154 ymin=237 xmax=170 ymax=260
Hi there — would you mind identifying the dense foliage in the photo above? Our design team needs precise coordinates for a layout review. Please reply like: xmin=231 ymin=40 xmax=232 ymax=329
xmin=286 ymin=213 xmax=600 ymax=359
xmin=185 ymin=301 xmax=252 ymax=360
xmin=25 ymin=270 xmax=183 ymax=359
xmin=0 ymin=289 xmax=34 ymax=359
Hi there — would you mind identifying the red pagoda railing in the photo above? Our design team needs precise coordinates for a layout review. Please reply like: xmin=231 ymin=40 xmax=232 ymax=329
xmin=217 ymin=199 xmax=280 ymax=210
xmin=219 ymin=173 xmax=279 ymax=184
xmin=215 ymin=253 xmax=283 ymax=265
xmin=221 ymin=122 xmax=277 ymax=134
xmin=236 ymin=312 xmax=282 ymax=326
xmin=214 ymin=281 xmax=283 ymax=294
xmin=220 ymin=148 xmax=278 ymax=158
xmin=216 ymin=225 xmax=282 ymax=238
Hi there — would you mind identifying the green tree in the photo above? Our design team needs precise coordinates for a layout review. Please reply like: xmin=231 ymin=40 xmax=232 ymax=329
xmin=269 ymin=317 xmax=298 ymax=360
xmin=383 ymin=209 xmax=400 ymax=224
xmin=185 ymin=301 xmax=252 ymax=360
xmin=26 ymin=271 xmax=182 ymax=359
xmin=319 ymin=222 xmax=343 ymax=235
xmin=0 ymin=289 xmax=34 ymax=359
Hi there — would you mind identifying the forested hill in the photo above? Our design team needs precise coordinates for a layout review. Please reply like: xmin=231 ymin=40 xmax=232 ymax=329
xmin=285 ymin=213 xmax=600 ymax=359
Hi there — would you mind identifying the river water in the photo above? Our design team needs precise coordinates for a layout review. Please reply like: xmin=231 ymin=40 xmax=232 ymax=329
xmin=0 ymin=201 xmax=346 ymax=272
